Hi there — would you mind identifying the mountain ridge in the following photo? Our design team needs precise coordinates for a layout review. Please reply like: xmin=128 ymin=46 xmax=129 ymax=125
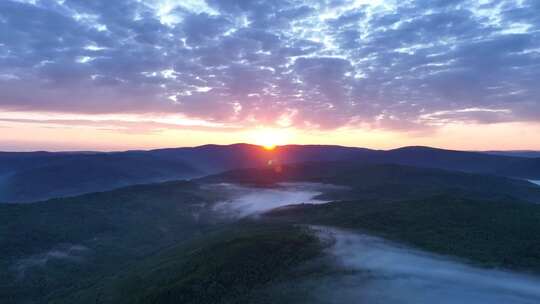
xmin=1 ymin=144 xmax=540 ymax=203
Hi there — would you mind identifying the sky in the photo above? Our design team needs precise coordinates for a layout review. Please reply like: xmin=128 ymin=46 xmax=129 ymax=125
xmin=1 ymin=0 xmax=539 ymax=151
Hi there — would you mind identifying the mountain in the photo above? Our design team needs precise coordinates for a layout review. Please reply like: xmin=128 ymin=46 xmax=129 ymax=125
xmin=147 ymin=143 xmax=377 ymax=172
xmin=0 ymin=152 xmax=201 ymax=203
xmin=147 ymin=144 xmax=277 ymax=173
xmin=150 ymin=144 xmax=540 ymax=179
xmin=2 ymin=169 xmax=540 ymax=303
xmin=0 ymin=180 xmax=228 ymax=303
xmin=2 ymin=144 xmax=540 ymax=203
xmin=484 ymin=150 xmax=540 ymax=158
xmin=200 ymin=162 xmax=540 ymax=203
xmin=0 ymin=144 xmax=375 ymax=203
xmin=376 ymin=146 xmax=540 ymax=179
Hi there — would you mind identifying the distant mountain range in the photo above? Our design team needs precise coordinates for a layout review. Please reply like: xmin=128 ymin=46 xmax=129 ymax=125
xmin=1 ymin=144 xmax=540 ymax=202
xmin=144 ymin=144 xmax=540 ymax=180
xmin=200 ymin=162 xmax=540 ymax=203
xmin=483 ymin=151 xmax=540 ymax=158
xmin=0 ymin=152 xmax=201 ymax=202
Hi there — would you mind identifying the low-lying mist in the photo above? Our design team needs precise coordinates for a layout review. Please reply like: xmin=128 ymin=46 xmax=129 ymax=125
xmin=209 ymin=183 xmax=335 ymax=217
xmin=285 ymin=227 xmax=540 ymax=304
xmin=206 ymin=183 xmax=540 ymax=303
xmin=12 ymin=244 xmax=89 ymax=280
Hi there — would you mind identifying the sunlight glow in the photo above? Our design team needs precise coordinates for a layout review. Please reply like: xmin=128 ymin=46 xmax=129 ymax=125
xmin=250 ymin=128 xmax=292 ymax=150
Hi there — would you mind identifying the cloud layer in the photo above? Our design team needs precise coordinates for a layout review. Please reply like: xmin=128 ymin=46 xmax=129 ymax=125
xmin=1 ymin=0 xmax=539 ymax=130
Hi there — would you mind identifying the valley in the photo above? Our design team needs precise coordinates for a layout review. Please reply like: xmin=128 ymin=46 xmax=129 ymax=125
xmin=2 ymin=154 xmax=540 ymax=303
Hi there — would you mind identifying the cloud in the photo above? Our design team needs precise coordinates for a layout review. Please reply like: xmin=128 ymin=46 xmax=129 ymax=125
xmin=0 ymin=0 xmax=539 ymax=131
xmin=0 ymin=110 xmax=237 ymax=133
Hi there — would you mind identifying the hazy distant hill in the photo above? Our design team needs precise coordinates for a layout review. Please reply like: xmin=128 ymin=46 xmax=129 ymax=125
xmin=0 ymin=152 xmax=201 ymax=203
xmin=0 ymin=144 xmax=375 ymax=202
xmin=150 ymin=144 xmax=540 ymax=179
xmin=484 ymin=151 xmax=540 ymax=158
xmin=2 ymin=144 xmax=540 ymax=203
xmin=147 ymin=144 xmax=376 ymax=172
xmin=201 ymin=162 xmax=540 ymax=203
xmin=150 ymin=144 xmax=540 ymax=177
xmin=376 ymin=146 xmax=540 ymax=179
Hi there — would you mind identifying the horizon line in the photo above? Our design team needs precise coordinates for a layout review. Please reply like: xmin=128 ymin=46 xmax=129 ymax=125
xmin=1 ymin=143 xmax=538 ymax=154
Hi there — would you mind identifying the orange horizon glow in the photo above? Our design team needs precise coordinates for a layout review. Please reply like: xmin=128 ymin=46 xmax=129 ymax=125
xmin=263 ymin=144 xmax=277 ymax=150
xmin=1 ymin=114 xmax=540 ymax=152
xmin=250 ymin=128 xmax=291 ymax=151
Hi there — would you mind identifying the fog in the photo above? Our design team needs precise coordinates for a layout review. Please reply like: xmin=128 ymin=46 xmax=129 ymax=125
xmin=206 ymin=183 xmax=540 ymax=303
xmin=211 ymin=183 xmax=334 ymax=217
xmin=12 ymin=244 xmax=89 ymax=279
xmin=298 ymin=227 xmax=540 ymax=304
xmin=530 ymin=180 xmax=540 ymax=186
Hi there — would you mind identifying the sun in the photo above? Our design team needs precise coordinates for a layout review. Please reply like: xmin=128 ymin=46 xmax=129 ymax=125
xmin=263 ymin=143 xmax=277 ymax=150
xmin=258 ymin=131 xmax=280 ymax=150
xmin=250 ymin=128 xmax=290 ymax=150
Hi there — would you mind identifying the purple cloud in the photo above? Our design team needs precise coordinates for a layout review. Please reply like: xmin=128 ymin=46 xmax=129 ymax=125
xmin=0 ymin=0 xmax=539 ymax=130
